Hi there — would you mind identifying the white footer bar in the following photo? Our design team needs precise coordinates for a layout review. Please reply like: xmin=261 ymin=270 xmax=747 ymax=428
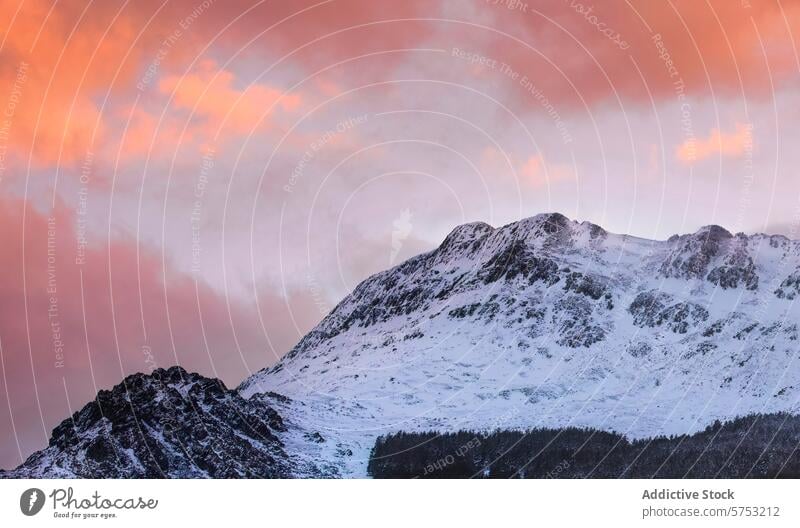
xmin=1 ymin=479 xmax=796 ymax=527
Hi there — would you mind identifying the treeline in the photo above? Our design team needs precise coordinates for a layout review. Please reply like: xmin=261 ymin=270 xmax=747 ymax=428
xmin=368 ymin=413 xmax=800 ymax=478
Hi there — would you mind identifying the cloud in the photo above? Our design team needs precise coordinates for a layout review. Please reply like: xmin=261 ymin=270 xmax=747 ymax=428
xmin=676 ymin=123 xmax=753 ymax=163
xmin=475 ymin=0 xmax=800 ymax=111
xmin=0 ymin=0 xmax=180 ymax=168
xmin=0 ymin=195 xmax=307 ymax=469
xmin=206 ymin=0 xmax=437 ymax=72
xmin=159 ymin=60 xmax=303 ymax=136
xmin=3 ymin=0 xmax=796 ymax=173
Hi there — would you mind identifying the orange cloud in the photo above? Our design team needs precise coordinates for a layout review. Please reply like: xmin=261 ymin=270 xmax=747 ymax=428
xmin=111 ymin=104 xmax=199 ymax=161
xmin=0 ymin=1 xmax=175 ymax=168
xmin=159 ymin=61 xmax=303 ymax=136
xmin=2 ymin=0 xmax=793 ymax=173
xmin=676 ymin=123 xmax=753 ymax=163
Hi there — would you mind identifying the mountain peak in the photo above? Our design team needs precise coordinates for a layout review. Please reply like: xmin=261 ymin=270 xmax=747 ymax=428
xmin=441 ymin=221 xmax=494 ymax=244
xmin=2 ymin=367 xmax=298 ymax=478
xmin=693 ymin=224 xmax=734 ymax=240
xmin=515 ymin=212 xmax=572 ymax=233
xmin=533 ymin=211 xmax=571 ymax=225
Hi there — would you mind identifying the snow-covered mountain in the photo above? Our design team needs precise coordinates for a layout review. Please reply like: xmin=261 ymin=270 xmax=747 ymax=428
xmin=239 ymin=213 xmax=800 ymax=477
xmin=5 ymin=213 xmax=800 ymax=478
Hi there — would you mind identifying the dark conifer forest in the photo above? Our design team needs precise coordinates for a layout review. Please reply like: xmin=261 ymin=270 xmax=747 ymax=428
xmin=368 ymin=413 xmax=800 ymax=478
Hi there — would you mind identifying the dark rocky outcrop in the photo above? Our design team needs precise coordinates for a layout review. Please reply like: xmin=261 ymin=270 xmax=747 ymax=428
xmin=1 ymin=367 xmax=294 ymax=478
xmin=629 ymin=291 xmax=709 ymax=334
xmin=660 ymin=225 xmax=733 ymax=280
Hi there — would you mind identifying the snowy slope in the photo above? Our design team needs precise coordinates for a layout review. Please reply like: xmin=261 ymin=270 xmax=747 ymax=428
xmin=240 ymin=213 xmax=800 ymax=477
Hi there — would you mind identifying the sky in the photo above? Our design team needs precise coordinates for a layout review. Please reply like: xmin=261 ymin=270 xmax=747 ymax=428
xmin=1 ymin=0 xmax=800 ymax=469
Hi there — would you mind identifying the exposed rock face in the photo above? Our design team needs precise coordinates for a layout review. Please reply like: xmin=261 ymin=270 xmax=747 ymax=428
xmin=1 ymin=367 xmax=304 ymax=478
xmin=629 ymin=291 xmax=709 ymax=334
xmin=776 ymin=268 xmax=800 ymax=299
